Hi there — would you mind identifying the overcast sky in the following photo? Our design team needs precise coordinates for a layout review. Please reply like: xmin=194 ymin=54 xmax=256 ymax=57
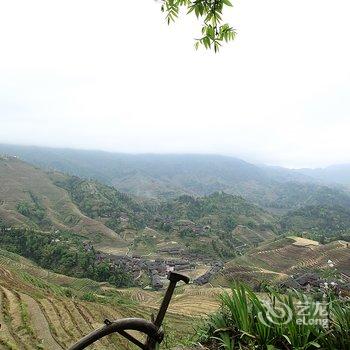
xmin=0 ymin=0 xmax=349 ymax=168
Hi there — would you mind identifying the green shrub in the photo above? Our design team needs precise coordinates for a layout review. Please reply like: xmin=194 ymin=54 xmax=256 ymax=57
xmin=198 ymin=283 xmax=350 ymax=350
xmin=0 ymin=227 xmax=134 ymax=288
xmin=81 ymin=292 xmax=97 ymax=302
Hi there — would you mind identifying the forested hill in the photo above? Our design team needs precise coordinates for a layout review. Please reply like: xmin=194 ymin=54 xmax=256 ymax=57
xmin=0 ymin=144 xmax=273 ymax=198
xmin=0 ymin=157 xmax=277 ymax=256
xmin=280 ymin=204 xmax=350 ymax=242
xmin=261 ymin=182 xmax=350 ymax=209
xmin=1 ymin=144 xmax=349 ymax=211
xmin=50 ymin=171 xmax=153 ymax=232
xmin=158 ymin=192 xmax=275 ymax=229
xmin=0 ymin=154 xmax=349 ymax=262
xmin=0 ymin=156 xmax=129 ymax=242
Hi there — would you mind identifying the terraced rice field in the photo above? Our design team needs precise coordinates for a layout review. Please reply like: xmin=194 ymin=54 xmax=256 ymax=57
xmin=215 ymin=237 xmax=350 ymax=286
xmin=0 ymin=249 xmax=220 ymax=350
xmin=3 ymin=234 xmax=347 ymax=349
xmin=120 ymin=285 xmax=223 ymax=317
xmin=0 ymin=271 xmax=127 ymax=349
xmin=244 ymin=238 xmax=350 ymax=274
xmin=212 ymin=264 xmax=288 ymax=288
xmin=232 ymin=225 xmax=276 ymax=246
xmin=167 ymin=286 xmax=223 ymax=315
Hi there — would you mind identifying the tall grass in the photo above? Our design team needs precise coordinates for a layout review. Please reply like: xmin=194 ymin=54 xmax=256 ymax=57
xmin=324 ymin=300 xmax=350 ymax=349
xmin=197 ymin=283 xmax=350 ymax=349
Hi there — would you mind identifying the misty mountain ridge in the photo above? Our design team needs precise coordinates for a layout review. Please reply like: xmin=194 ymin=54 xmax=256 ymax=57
xmin=0 ymin=144 xmax=349 ymax=208
xmin=1 ymin=153 xmax=349 ymax=254
xmin=299 ymin=163 xmax=350 ymax=186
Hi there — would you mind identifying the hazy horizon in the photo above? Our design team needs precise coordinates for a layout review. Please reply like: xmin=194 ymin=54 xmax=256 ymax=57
xmin=2 ymin=141 xmax=349 ymax=171
xmin=1 ymin=1 xmax=350 ymax=168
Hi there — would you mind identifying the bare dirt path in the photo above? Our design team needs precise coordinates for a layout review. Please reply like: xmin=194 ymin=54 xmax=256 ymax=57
xmin=20 ymin=293 xmax=63 ymax=350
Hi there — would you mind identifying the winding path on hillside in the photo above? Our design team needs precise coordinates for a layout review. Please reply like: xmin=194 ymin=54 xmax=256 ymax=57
xmin=20 ymin=293 xmax=63 ymax=350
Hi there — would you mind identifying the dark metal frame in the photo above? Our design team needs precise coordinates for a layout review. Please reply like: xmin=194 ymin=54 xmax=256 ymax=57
xmin=68 ymin=272 xmax=190 ymax=350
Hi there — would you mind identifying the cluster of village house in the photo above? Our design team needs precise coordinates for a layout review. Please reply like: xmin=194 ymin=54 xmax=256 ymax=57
xmin=105 ymin=212 xmax=212 ymax=236
xmin=168 ymin=218 xmax=212 ymax=235
xmin=83 ymin=241 xmax=223 ymax=290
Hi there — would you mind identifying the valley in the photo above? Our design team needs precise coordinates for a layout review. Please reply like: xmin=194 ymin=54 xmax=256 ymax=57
xmin=0 ymin=148 xmax=350 ymax=349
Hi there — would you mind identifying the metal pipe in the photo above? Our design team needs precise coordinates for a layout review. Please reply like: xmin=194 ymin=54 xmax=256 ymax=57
xmin=68 ymin=318 xmax=162 ymax=350
xmin=118 ymin=330 xmax=148 ymax=350
xmin=68 ymin=272 xmax=189 ymax=350
xmin=146 ymin=272 xmax=190 ymax=350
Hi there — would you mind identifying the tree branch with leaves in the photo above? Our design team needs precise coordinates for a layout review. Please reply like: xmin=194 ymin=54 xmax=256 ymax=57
xmin=161 ymin=0 xmax=236 ymax=52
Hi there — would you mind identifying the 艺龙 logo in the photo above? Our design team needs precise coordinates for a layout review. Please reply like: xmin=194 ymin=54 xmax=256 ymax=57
xmin=258 ymin=300 xmax=293 ymax=326
xmin=257 ymin=299 xmax=329 ymax=327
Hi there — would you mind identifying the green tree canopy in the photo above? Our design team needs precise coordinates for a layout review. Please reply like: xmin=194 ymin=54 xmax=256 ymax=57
xmin=161 ymin=0 xmax=236 ymax=52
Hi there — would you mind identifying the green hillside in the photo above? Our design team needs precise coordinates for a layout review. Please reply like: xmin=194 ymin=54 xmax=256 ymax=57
xmin=1 ymin=144 xmax=350 ymax=212
xmin=0 ymin=156 xmax=124 ymax=243
xmin=280 ymin=204 xmax=350 ymax=242
xmin=147 ymin=192 xmax=277 ymax=259
xmin=156 ymin=192 xmax=276 ymax=234
xmin=50 ymin=172 xmax=152 ymax=233
xmin=0 ymin=145 xmax=271 ymax=199
xmin=0 ymin=156 xmax=278 ymax=262
xmin=0 ymin=225 xmax=133 ymax=287
xmin=2 ymin=154 xmax=350 ymax=261
xmin=263 ymin=182 xmax=350 ymax=209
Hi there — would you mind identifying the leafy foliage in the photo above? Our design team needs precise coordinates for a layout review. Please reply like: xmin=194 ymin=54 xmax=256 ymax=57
xmin=53 ymin=173 xmax=276 ymax=258
xmin=16 ymin=192 xmax=50 ymax=227
xmin=161 ymin=0 xmax=236 ymax=51
xmin=158 ymin=192 xmax=275 ymax=232
xmin=54 ymin=175 xmax=152 ymax=232
xmin=0 ymin=226 xmax=134 ymax=287
xmin=264 ymin=182 xmax=350 ymax=210
xmin=281 ymin=205 xmax=350 ymax=242
xmin=198 ymin=283 xmax=350 ymax=349
xmin=149 ymin=192 xmax=277 ymax=258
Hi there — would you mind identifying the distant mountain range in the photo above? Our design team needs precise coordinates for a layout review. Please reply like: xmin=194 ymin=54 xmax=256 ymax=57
xmin=0 ymin=144 xmax=349 ymax=208
xmin=298 ymin=164 xmax=350 ymax=186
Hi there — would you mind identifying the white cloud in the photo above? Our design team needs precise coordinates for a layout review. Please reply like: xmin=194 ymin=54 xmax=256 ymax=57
xmin=0 ymin=0 xmax=349 ymax=168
